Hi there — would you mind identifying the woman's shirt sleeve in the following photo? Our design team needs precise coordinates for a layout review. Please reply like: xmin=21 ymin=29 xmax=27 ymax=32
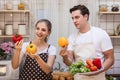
xmin=48 ymin=45 xmax=56 ymax=55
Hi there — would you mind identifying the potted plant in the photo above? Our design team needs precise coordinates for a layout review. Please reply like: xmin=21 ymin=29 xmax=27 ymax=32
xmin=0 ymin=42 xmax=14 ymax=60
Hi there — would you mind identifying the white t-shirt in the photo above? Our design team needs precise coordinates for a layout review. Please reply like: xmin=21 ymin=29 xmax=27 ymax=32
xmin=19 ymin=42 xmax=56 ymax=63
xmin=67 ymin=26 xmax=113 ymax=62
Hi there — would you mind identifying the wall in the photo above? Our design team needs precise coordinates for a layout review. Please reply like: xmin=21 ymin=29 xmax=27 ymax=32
xmin=0 ymin=0 xmax=120 ymax=78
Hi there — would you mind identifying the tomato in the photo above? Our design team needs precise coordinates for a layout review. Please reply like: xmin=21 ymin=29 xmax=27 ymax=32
xmin=26 ymin=43 xmax=37 ymax=54
xmin=58 ymin=37 xmax=68 ymax=47
xmin=12 ymin=34 xmax=23 ymax=43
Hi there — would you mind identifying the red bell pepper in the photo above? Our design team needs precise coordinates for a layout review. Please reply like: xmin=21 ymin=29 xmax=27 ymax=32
xmin=12 ymin=34 xmax=23 ymax=43
xmin=92 ymin=58 xmax=102 ymax=69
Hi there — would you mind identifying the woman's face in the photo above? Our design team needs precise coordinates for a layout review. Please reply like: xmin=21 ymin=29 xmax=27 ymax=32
xmin=35 ymin=22 xmax=49 ymax=41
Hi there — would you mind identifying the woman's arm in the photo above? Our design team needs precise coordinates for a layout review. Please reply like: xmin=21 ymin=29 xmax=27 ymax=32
xmin=11 ymin=40 xmax=24 ymax=69
xmin=35 ymin=55 xmax=56 ymax=74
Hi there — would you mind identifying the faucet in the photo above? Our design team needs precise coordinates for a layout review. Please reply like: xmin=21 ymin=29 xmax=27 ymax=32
xmin=53 ymin=61 xmax=61 ymax=71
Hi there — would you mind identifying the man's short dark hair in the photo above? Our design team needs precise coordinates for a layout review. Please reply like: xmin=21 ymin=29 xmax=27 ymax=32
xmin=70 ymin=4 xmax=89 ymax=20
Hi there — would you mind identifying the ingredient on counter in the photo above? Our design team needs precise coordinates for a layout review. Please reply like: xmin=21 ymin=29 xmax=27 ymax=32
xmin=58 ymin=37 xmax=68 ymax=47
xmin=92 ymin=58 xmax=102 ymax=69
xmin=12 ymin=34 xmax=23 ymax=43
xmin=26 ymin=43 xmax=37 ymax=54
xmin=52 ymin=71 xmax=73 ymax=80
xmin=69 ymin=60 xmax=90 ymax=75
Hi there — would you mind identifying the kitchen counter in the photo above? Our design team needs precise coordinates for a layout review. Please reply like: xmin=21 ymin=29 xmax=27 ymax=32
xmin=0 ymin=60 xmax=19 ymax=80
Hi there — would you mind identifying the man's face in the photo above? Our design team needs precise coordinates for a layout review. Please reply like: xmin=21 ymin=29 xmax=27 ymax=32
xmin=71 ymin=10 xmax=88 ymax=29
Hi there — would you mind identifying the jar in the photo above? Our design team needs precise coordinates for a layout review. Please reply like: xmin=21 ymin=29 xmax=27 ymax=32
xmin=18 ymin=24 xmax=26 ymax=35
xmin=5 ymin=24 xmax=13 ymax=35
xmin=99 ymin=4 xmax=108 ymax=12
xmin=18 ymin=3 xmax=25 ymax=10
xmin=6 ymin=2 xmax=13 ymax=10
xmin=111 ymin=4 xmax=119 ymax=12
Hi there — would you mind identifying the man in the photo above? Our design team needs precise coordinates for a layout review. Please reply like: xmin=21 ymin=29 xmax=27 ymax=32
xmin=59 ymin=4 xmax=114 ymax=80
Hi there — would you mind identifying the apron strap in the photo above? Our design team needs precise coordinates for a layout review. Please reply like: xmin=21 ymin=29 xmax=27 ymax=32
xmin=47 ymin=44 xmax=50 ymax=52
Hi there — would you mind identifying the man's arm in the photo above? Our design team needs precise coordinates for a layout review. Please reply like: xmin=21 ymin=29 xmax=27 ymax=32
xmin=59 ymin=47 xmax=74 ymax=66
xmin=103 ymin=49 xmax=114 ymax=71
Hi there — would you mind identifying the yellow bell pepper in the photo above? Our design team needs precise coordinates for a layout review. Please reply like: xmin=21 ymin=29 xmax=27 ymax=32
xmin=26 ymin=43 xmax=37 ymax=54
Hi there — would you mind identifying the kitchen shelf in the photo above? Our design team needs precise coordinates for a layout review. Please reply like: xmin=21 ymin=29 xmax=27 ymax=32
xmin=98 ymin=11 xmax=120 ymax=15
xmin=0 ymin=9 xmax=30 ymax=42
xmin=110 ymin=36 xmax=120 ymax=38
xmin=0 ymin=35 xmax=30 ymax=38
xmin=0 ymin=10 xmax=30 ymax=13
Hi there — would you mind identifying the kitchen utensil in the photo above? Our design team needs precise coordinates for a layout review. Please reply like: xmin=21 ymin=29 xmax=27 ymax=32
xmin=115 ymin=24 xmax=120 ymax=36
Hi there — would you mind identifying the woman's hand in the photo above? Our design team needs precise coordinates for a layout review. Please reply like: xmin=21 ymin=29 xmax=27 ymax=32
xmin=14 ymin=40 xmax=23 ymax=52
xmin=27 ymin=52 xmax=38 ymax=59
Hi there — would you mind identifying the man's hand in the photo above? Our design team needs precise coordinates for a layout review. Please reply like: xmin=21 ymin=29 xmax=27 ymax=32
xmin=59 ymin=46 xmax=68 ymax=57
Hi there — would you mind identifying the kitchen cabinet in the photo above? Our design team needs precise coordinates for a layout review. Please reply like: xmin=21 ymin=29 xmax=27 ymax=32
xmin=0 ymin=10 xmax=30 ymax=43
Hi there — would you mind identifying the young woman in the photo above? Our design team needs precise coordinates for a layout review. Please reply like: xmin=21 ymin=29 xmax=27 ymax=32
xmin=12 ymin=19 xmax=56 ymax=80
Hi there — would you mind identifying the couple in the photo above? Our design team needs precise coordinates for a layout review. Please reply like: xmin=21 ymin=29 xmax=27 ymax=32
xmin=12 ymin=4 xmax=114 ymax=80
